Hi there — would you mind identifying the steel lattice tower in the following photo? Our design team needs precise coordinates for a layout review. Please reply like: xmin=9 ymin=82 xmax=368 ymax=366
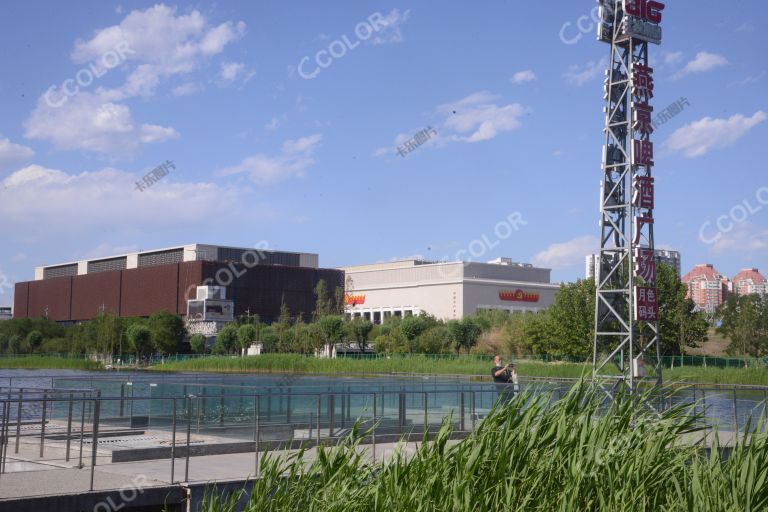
xmin=593 ymin=0 xmax=665 ymax=393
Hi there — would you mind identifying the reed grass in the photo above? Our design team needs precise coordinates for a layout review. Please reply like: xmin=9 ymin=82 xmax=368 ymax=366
xmin=0 ymin=356 xmax=103 ymax=370
xmin=198 ymin=383 xmax=768 ymax=511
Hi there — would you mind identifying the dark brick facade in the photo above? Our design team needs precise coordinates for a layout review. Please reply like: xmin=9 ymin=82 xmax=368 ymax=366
xmin=14 ymin=261 xmax=344 ymax=323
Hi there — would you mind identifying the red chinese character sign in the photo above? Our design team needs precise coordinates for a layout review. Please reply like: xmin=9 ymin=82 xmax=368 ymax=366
xmin=634 ymin=248 xmax=656 ymax=285
xmin=635 ymin=286 xmax=659 ymax=321
xmin=633 ymin=176 xmax=654 ymax=209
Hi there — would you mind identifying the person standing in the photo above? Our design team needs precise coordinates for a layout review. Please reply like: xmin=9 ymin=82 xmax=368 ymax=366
xmin=491 ymin=355 xmax=517 ymax=403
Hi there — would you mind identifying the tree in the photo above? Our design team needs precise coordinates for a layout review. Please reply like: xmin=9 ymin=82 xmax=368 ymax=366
xmin=0 ymin=333 xmax=8 ymax=354
xmin=414 ymin=326 xmax=451 ymax=354
xmin=447 ymin=318 xmax=483 ymax=355
xmin=314 ymin=280 xmax=332 ymax=319
xmin=718 ymin=294 xmax=768 ymax=358
xmin=656 ymin=263 xmax=708 ymax=355
xmin=546 ymin=279 xmax=596 ymax=358
xmin=237 ymin=324 xmax=258 ymax=355
xmin=318 ymin=315 xmax=345 ymax=353
xmin=26 ymin=330 xmax=44 ymax=353
xmin=126 ymin=324 xmax=152 ymax=360
xmin=347 ymin=318 xmax=374 ymax=351
xmin=274 ymin=304 xmax=292 ymax=353
xmin=7 ymin=334 xmax=22 ymax=354
xmin=148 ymin=311 xmax=187 ymax=354
xmin=213 ymin=324 xmax=239 ymax=355
xmin=190 ymin=334 xmax=208 ymax=354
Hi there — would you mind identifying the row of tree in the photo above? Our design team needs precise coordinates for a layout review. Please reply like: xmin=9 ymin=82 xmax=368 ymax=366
xmin=0 ymin=267 xmax=714 ymax=359
xmin=717 ymin=294 xmax=768 ymax=358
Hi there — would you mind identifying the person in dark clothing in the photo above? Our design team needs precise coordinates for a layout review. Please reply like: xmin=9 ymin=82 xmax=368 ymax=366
xmin=491 ymin=355 xmax=516 ymax=404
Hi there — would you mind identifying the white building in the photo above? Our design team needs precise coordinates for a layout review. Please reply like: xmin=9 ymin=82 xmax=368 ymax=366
xmin=0 ymin=307 xmax=11 ymax=321
xmin=586 ymin=249 xmax=681 ymax=280
xmin=340 ymin=258 xmax=558 ymax=323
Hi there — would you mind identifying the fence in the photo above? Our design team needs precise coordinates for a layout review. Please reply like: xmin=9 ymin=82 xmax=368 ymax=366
xmin=0 ymin=376 xmax=766 ymax=498
xmin=0 ymin=351 xmax=767 ymax=370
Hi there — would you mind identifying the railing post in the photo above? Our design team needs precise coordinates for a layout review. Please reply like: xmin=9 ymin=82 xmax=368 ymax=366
xmin=328 ymin=394 xmax=335 ymax=438
xmin=15 ymin=388 xmax=22 ymax=454
xmin=423 ymin=392 xmax=428 ymax=436
xmin=460 ymin=392 xmax=465 ymax=432
xmin=89 ymin=395 xmax=101 ymax=491
xmin=286 ymin=388 xmax=291 ymax=426
xmin=399 ymin=392 xmax=405 ymax=434
xmin=39 ymin=391 xmax=47 ymax=458
xmin=372 ymin=393 xmax=377 ymax=462
xmin=316 ymin=395 xmax=321 ymax=447
xmin=170 ymin=398 xmax=177 ymax=483
xmin=471 ymin=391 xmax=476 ymax=430
xmin=733 ymin=387 xmax=739 ymax=441
xmin=119 ymin=383 xmax=125 ymax=417
xmin=78 ymin=395 xmax=86 ymax=468
xmin=254 ymin=395 xmax=260 ymax=477
xmin=65 ymin=393 xmax=74 ymax=462
xmin=0 ymin=401 xmax=7 ymax=479
xmin=219 ymin=388 xmax=225 ymax=426
xmin=185 ymin=396 xmax=193 ymax=482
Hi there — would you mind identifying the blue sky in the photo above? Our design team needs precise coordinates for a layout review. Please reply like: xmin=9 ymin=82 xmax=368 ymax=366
xmin=1 ymin=0 xmax=766 ymax=307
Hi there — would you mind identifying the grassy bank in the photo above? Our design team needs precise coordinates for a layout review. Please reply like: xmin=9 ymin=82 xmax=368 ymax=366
xmin=201 ymin=384 xmax=768 ymax=511
xmin=666 ymin=366 xmax=768 ymax=387
xmin=154 ymin=354 xmax=768 ymax=386
xmin=154 ymin=354 xmax=591 ymax=379
xmin=0 ymin=356 xmax=104 ymax=371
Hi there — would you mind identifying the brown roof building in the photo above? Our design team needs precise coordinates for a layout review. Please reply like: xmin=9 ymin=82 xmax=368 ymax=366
xmin=13 ymin=244 xmax=343 ymax=324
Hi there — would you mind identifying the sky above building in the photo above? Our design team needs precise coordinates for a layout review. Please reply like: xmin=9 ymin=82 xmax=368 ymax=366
xmin=0 ymin=0 xmax=766 ymax=307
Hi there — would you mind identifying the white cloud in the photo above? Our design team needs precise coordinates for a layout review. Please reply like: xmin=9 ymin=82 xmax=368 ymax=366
xmin=25 ymin=92 xmax=178 ymax=155
xmin=218 ymin=134 xmax=322 ymax=185
xmin=663 ymin=51 xmax=684 ymax=65
xmin=370 ymin=9 xmax=411 ymax=45
xmin=673 ymin=52 xmax=728 ymax=79
xmin=510 ymin=70 xmax=536 ymax=85
xmin=563 ymin=58 xmax=607 ymax=87
xmin=25 ymin=4 xmax=245 ymax=157
xmin=219 ymin=61 xmax=255 ymax=85
xmin=531 ymin=235 xmax=598 ymax=270
xmin=736 ymin=22 xmax=754 ymax=33
xmin=710 ymin=222 xmax=768 ymax=255
xmin=439 ymin=91 xmax=528 ymax=143
xmin=664 ymin=111 xmax=766 ymax=158
xmin=171 ymin=82 xmax=203 ymax=96
xmin=264 ymin=117 xmax=280 ymax=131
xmin=0 ymin=137 xmax=34 ymax=172
xmin=0 ymin=164 xmax=242 ymax=235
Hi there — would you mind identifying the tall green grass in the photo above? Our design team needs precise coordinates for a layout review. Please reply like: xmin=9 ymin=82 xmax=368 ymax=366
xmin=0 ymin=356 xmax=103 ymax=370
xmin=666 ymin=366 xmax=768 ymax=387
xmin=200 ymin=383 xmax=768 ymax=511
xmin=154 ymin=353 xmax=592 ymax=379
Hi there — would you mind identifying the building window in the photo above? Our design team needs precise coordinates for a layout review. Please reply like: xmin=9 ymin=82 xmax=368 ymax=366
xmin=88 ymin=257 xmax=127 ymax=274
xmin=43 ymin=264 xmax=78 ymax=279
xmin=138 ymin=249 xmax=184 ymax=267
xmin=373 ymin=312 xmax=381 ymax=325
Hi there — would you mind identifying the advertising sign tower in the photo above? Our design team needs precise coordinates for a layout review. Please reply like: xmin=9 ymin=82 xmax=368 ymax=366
xmin=593 ymin=0 xmax=665 ymax=392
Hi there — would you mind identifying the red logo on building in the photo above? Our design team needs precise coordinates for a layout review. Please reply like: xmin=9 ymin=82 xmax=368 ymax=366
xmin=344 ymin=294 xmax=366 ymax=306
xmin=625 ymin=0 xmax=665 ymax=24
xmin=499 ymin=289 xmax=540 ymax=303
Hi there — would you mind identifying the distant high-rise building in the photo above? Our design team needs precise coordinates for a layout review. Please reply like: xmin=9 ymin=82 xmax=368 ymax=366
xmin=586 ymin=249 xmax=681 ymax=280
xmin=682 ymin=264 xmax=730 ymax=313
xmin=732 ymin=268 xmax=767 ymax=297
